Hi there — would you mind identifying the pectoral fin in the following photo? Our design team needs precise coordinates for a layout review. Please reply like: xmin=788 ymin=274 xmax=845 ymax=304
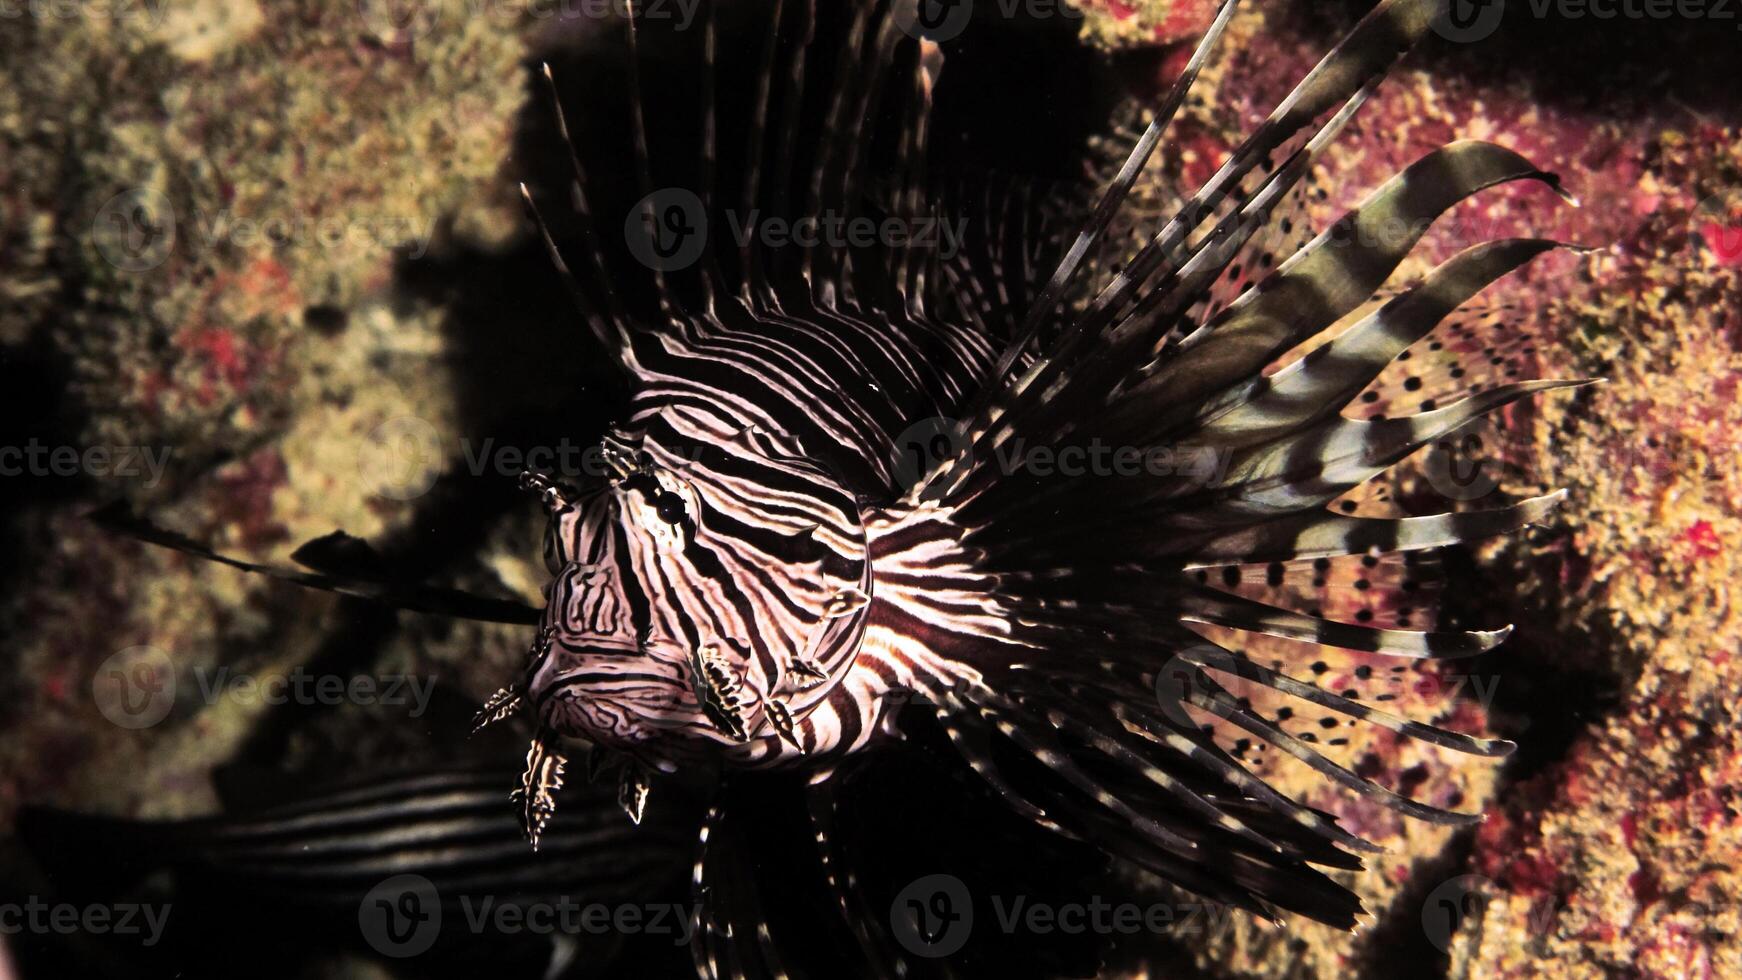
xmin=689 ymin=645 xmax=751 ymax=743
xmin=469 ymin=685 xmax=522 ymax=735
xmin=618 ymin=760 xmax=652 ymax=825
xmin=510 ymin=732 xmax=567 ymax=850
xmin=765 ymin=699 xmax=807 ymax=753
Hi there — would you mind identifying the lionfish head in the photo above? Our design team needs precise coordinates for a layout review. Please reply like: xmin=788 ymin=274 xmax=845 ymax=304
xmin=512 ymin=414 xmax=873 ymax=773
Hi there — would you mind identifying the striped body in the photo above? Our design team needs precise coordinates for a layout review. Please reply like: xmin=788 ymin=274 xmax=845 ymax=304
xmin=528 ymin=309 xmax=1003 ymax=767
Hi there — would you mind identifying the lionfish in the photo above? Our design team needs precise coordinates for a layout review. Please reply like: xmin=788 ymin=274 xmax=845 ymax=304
xmin=103 ymin=0 xmax=1591 ymax=973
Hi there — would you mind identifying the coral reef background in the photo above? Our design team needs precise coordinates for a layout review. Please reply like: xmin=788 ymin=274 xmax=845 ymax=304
xmin=0 ymin=1 xmax=1737 ymax=977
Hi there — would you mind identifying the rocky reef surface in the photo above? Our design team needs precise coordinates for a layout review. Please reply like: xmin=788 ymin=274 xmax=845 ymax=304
xmin=0 ymin=1 xmax=1737 ymax=978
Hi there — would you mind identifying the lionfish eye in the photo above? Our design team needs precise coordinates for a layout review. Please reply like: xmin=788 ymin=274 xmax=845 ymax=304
xmin=653 ymin=492 xmax=687 ymax=525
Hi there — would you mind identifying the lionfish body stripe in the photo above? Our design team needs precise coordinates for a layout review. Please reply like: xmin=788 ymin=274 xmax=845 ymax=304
xmin=105 ymin=0 xmax=1592 ymax=971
